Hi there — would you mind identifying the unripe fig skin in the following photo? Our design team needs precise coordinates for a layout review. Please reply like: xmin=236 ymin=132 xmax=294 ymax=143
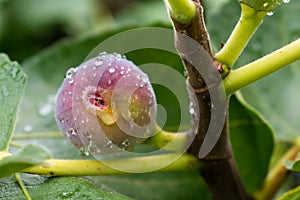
xmin=55 ymin=53 xmax=156 ymax=155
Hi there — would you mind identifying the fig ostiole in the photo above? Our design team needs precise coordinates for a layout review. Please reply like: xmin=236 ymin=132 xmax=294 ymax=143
xmin=55 ymin=53 xmax=157 ymax=156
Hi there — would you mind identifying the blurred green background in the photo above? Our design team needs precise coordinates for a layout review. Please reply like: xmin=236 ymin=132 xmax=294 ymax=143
xmin=0 ymin=0 xmax=169 ymax=61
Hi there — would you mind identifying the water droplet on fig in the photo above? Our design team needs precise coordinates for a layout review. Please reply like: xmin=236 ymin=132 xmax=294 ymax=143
xmin=83 ymin=131 xmax=92 ymax=139
xmin=95 ymin=60 xmax=103 ymax=66
xmin=283 ymin=0 xmax=290 ymax=3
xmin=109 ymin=68 xmax=115 ymax=74
xmin=65 ymin=68 xmax=77 ymax=79
xmin=68 ymin=79 xmax=74 ymax=84
xmin=121 ymin=139 xmax=130 ymax=148
xmin=68 ymin=128 xmax=77 ymax=136
xmin=142 ymin=76 xmax=149 ymax=83
xmin=59 ymin=118 xmax=65 ymax=124
xmin=99 ymin=52 xmax=107 ymax=56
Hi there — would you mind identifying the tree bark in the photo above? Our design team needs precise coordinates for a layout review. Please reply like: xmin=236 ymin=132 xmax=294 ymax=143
xmin=170 ymin=1 xmax=250 ymax=199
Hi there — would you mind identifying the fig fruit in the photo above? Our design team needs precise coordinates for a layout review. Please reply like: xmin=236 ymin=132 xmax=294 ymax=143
xmin=55 ymin=53 xmax=156 ymax=155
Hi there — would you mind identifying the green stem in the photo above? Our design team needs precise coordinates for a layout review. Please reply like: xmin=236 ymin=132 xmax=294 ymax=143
xmin=254 ymin=138 xmax=300 ymax=200
xmin=165 ymin=0 xmax=196 ymax=24
xmin=214 ymin=3 xmax=266 ymax=68
xmin=144 ymin=126 xmax=188 ymax=150
xmin=0 ymin=152 xmax=199 ymax=176
xmin=15 ymin=173 xmax=32 ymax=200
xmin=13 ymin=132 xmax=63 ymax=139
xmin=224 ymin=38 xmax=300 ymax=95
xmin=19 ymin=154 xmax=199 ymax=176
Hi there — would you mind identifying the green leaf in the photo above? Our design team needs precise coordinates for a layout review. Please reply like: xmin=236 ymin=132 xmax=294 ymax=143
xmin=229 ymin=93 xmax=274 ymax=194
xmin=291 ymin=160 xmax=300 ymax=172
xmin=238 ymin=1 xmax=300 ymax=141
xmin=277 ymin=185 xmax=300 ymax=200
xmin=0 ymin=175 xmax=132 ymax=200
xmin=91 ymin=170 xmax=212 ymax=200
xmin=208 ymin=0 xmax=300 ymax=141
xmin=0 ymin=144 xmax=51 ymax=178
xmin=241 ymin=0 xmax=283 ymax=12
xmin=285 ymin=159 xmax=300 ymax=172
xmin=0 ymin=54 xmax=26 ymax=151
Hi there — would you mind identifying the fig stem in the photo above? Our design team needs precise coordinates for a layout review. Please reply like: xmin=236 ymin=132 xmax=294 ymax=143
xmin=254 ymin=138 xmax=300 ymax=200
xmin=143 ymin=126 xmax=188 ymax=150
xmin=164 ymin=0 xmax=196 ymax=24
xmin=214 ymin=3 xmax=266 ymax=68
xmin=224 ymin=38 xmax=300 ymax=95
xmin=0 ymin=152 xmax=199 ymax=176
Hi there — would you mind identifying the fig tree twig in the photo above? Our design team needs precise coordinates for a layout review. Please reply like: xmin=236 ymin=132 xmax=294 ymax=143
xmin=167 ymin=0 xmax=250 ymax=199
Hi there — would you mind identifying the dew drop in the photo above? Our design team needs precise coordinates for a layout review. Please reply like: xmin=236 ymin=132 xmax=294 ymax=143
xmin=99 ymin=52 xmax=107 ymax=56
xmin=65 ymin=68 xmax=77 ymax=79
xmin=113 ymin=52 xmax=123 ymax=60
xmin=68 ymin=79 xmax=74 ymax=84
xmin=120 ymin=71 xmax=124 ymax=75
xmin=142 ymin=76 xmax=149 ymax=83
xmin=121 ymin=139 xmax=130 ymax=148
xmin=189 ymin=107 xmax=195 ymax=114
xmin=95 ymin=60 xmax=103 ymax=66
xmin=109 ymin=68 xmax=115 ymax=74
xmin=283 ymin=0 xmax=290 ymax=3
xmin=263 ymin=2 xmax=269 ymax=8
xmin=105 ymin=140 xmax=113 ymax=149
xmin=79 ymin=147 xmax=90 ymax=157
xmin=267 ymin=10 xmax=274 ymax=16
xmin=68 ymin=128 xmax=77 ymax=136
xmin=107 ymin=79 xmax=112 ymax=85
xmin=59 ymin=118 xmax=65 ymax=124
xmin=83 ymin=131 xmax=92 ymax=139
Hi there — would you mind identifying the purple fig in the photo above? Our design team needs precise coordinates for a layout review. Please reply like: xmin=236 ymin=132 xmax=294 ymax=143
xmin=55 ymin=53 xmax=156 ymax=155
